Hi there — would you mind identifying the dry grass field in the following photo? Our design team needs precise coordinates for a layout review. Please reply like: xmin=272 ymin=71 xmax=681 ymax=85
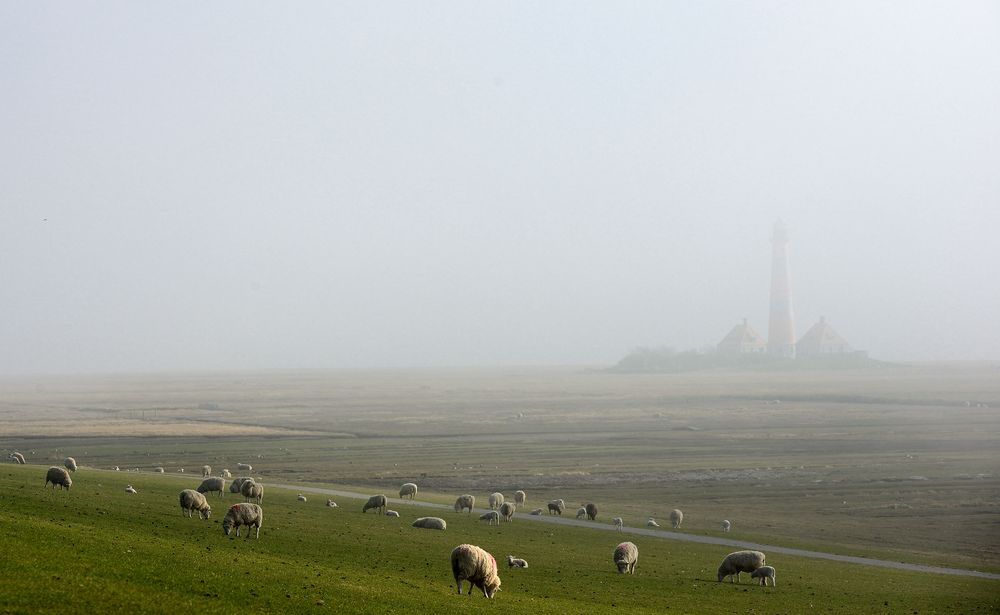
xmin=2 ymin=363 xmax=999 ymax=572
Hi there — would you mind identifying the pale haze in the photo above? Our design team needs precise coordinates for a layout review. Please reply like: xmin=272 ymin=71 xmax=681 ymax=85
xmin=1 ymin=2 xmax=998 ymax=374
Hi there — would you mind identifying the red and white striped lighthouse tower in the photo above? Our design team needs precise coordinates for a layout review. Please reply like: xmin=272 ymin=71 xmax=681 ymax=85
xmin=767 ymin=221 xmax=796 ymax=358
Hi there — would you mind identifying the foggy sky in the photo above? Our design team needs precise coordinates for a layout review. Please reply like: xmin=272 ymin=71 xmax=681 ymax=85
xmin=1 ymin=2 xmax=998 ymax=374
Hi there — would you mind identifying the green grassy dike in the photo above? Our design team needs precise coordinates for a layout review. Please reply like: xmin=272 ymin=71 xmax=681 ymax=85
xmin=1 ymin=465 xmax=996 ymax=615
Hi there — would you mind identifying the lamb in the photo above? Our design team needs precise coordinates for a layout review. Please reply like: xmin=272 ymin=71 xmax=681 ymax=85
xmin=479 ymin=510 xmax=500 ymax=525
xmin=222 ymin=469 xmax=232 ymax=478
xmin=385 ymin=510 xmax=400 ymax=517
xmin=197 ymin=477 xmax=226 ymax=498
xmin=236 ymin=463 xmax=253 ymax=473
xmin=547 ymin=499 xmax=565 ymax=515
xmin=362 ymin=494 xmax=388 ymax=514
xmin=750 ymin=565 xmax=776 ymax=587
xmin=229 ymin=477 xmax=253 ymax=494
xmin=646 ymin=518 xmax=660 ymax=528
xmin=412 ymin=516 xmax=447 ymax=530
xmin=201 ymin=465 xmax=212 ymax=477
xmin=10 ymin=452 xmax=25 ymax=464
xmin=399 ymin=482 xmax=418 ymax=500
xmin=576 ymin=507 xmax=588 ymax=519
xmin=326 ymin=499 xmax=338 ymax=508
xmin=514 ymin=490 xmax=526 ymax=507
xmin=179 ymin=489 xmax=212 ymax=519
xmin=529 ymin=508 xmax=543 ymax=515
xmin=242 ymin=481 xmax=264 ymax=504
xmin=63 ymin=457 xmax=77 ymax=472
xmin=585 ymin=502 xmax=598 ymax=521
xmin=717 ymin=550 xmax=766 ymax=583
xmin=670 ymin=509 xmax=683 ymax=529
xmin=499 ymin=501 xmax=516 ymax=522
xmin=506 ymin=555 xmax=528 ymax=569
xmin=488 ymin=492 xmax=504 ymax=510
xmin=721 ymin=519 xmax=731 ymax=533
xmin=125 ymin=484 xmax=137 ymax=494
xmin=223 ymin=502 xmax=263 ymax=539
xmin=450 ymin=544 xmax=501 ymax=598
xmin=296 ymin=493 xmax=307 ymax=503
xmin=45 ymin=466 xmax=72 ymax=490
xmin=613 ymin=517 xmax=624 ymax=532
xmin=454 ymin=494 xmax=475 ymax=513
xmin=613 ymin=541 xmax=639 ymax=574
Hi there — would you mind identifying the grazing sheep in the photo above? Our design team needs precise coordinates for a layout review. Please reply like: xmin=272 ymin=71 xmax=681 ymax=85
xmin=488 ymin=492 xmax=504 ymax=510
xmin=670 ymin=509 xmax=683 ymax=529
xmin=529 ymin=508 xmax=543 ymax=515
xmin=750 ymin=565 xmax=776 ymax=587
xmin=385 ymin=510 xmax=400 ymax=517
xmin=613 ymin=541 xmax=639 ymax=574
xmin=113 ymin=466 xmax=120 ymax=471
xmin=412 ymin=516 xmax=447 ymax=530
xmin=399 ymin=482 xmax=418 ymax=500
xmin=576 ymin=507 xmax=588 ymax=519
xmin=613 ymin=517 xmax=624 ymax=532
xmin=154 ymin=467 xmax=165 ymax=473
xmin=242 ymin=481 xmax=264 ymax=504
xmin=499 ymin=501 xmax=516 ymax=522
xmin=223 ymin=502 xmax=263 ymax=539
xmin=326 ymin=499 xmax=338 ymax=508
xmin=197 ymin=477 xmax=226 ymax=498
xmin=450 ymin=544 xmax=501 ymax=598
xmin=296 ymin=493 xmax=307 ymax=503
xmin=222 ymin=469 xmax=232 ymax=478
xmin=45 ymin=466 xmax=72 ymax=490
xmin=721 ymin=519 xmax=731 ymax=533
xmin=547 ymin=499 xmax=565 ymax=515
xmin=236 ymin=463 xmax=253 ymax=473
xmin=479 ymin=510 xmax=500 ymax=525
xmin=125 ymin=484 xmax=137 ymax=494
xmin=514 ymin=490 xmax=526 ymax=507
xmin=63 ymin=457 xmax=77 ymax=472
xmin=179 ymin=489 xmax=212 ymax=519
xmin=454 ymin=494 xmax=475 ymax=514
xmin=585 ymin=502 xmax=598 ymax=521
xmin=362 ymin=494 xmax=388 ymax=514
xmin=10 ymin=452 xmax=25 ymax=464
xmin=717 ymin=550 xmax=766 ymax=583
xmin=229 ymin=477 xmax=253 ymax=494
xmin=646 ymin=517 xmax=660 ymax=528
xmin=506 ymin=555 xmax=528 ymax=569
xmin=201 ymin=465 xmax=212 ymax=477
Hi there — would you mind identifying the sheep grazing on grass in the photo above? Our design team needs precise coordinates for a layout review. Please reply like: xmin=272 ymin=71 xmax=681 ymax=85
xmin=236 ymin=463 xmax=253 ymax=473
xmin=296 ymin=493 xmax=307 ymax=503
xmin=454 ymin=494 xmax=475 ymax=513
xmin=722 ymin=519 xmax=731 ymax=533
xmin=179 ymin=489 xmax=212 ymax=519
xmin=750 ymin=565 xmax=776 ymax=586
xmin=529 ymin=508 xmax=543 ymax=515
xmin=613 ymin=517 xmax=624 ymax=532
xmin=479 ymin=510 xmax=500 ymax=525
xmin=412 ymin=517 xmax=447 ymax=530
xmin=229 ymin=477 xmax=253 ymax=494
xmin=514 ymin=490 xmax=526 ymax=507
xmin=63 ymin=457 xmax=77 ymax=472
xmin=223 ymin=503 xmax=263 ymax=539
xmin=613 ymin=541 xmax=639 ymax=574
xmin=646 ymin=518 xmax=660 ymax=528
xmin=362 ymin=494 xmax=388 ymax=514
xmin=399 ymin=482 xmax=418 ymax=500
xmin=201 ymin=465 xmax=212 ymax=477
xmin=385 ymin=510 xmax=400 ymax=517
xmin=222 ymin=469 xmax=232 ymax=478
xmin=326 ymin=499 xmax=338 ymax=508
xmin=125 ymin=485 xmax=137 ymax=494
xmin=154 ymin=467 xmax=165 ymax=474
xmin=576 ymin=507 xmax=587 ymax=519
xmin=45 ymin=467 xmax=72 ymax=491
xmin=547 ymin=499 xmax=565 ymax=515
xmin=585 ymin=502 xmax=598 ymax=521
xmin=499 ymin=502 xmax=516 ymax=522
xmin=450 ymin=544 xmax=501 ymax=598
xmin=10 ymin=452 xmax=25 ymax=464
xmin=717 ymin=550 xmax=766 ymax=583
xmin=670 ymin=509 xmax=683 ymax=529
xmin=488 ymin=492 xmax=505 ymax=510
xmin=197 ymin=477 xmax=226 ymax=498
xmin=242 ymin=481 xmax=264 ymax=504
xmin=506 ymin=555 xmax=528 ymax=569
xmin=113 ymin=466 xmax=120 ymax=471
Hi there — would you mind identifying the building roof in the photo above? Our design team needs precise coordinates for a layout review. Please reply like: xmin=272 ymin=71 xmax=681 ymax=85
xmin=797 ymin=317 xmax=850 ymax=349
xmin=718 ymin=319 xmax=767 ymax=350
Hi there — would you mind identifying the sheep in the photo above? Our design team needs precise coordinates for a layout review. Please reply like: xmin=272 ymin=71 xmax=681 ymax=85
xmin=201 ymin=465 xmax=212 ymax=477
xmin=506 ymin=555 xmax=528 ymax=569
xmin=113 ymin=466 xmax=120 ymax=471
xmin=646 ymin=517 xmax=660 ymax=528
xmin=243 ymin=481 xmax=264 ymax=504
xmin=450 ymin=544 xmax=501 ymax=598
xmin=585 ymin=502 xmax=598 ymax=521
xmin=179 ymin=489 xmax=212 ymax=519
xmin=223 ymin=502 xmax=263 ymax=539
xmin=454 ymin=494 xmax=475 ymax=513
xmin=125 ymin=484 xmax=137 ymax=494
xmin=613 ymin=517 xmax=624 ymax=532
xmin=326 ymin=499 xmax=338 ymax=508
xmin=63 ymin=457 xmax=77 ymax=472
xmin=499 ymin=501 xmax=516 ymax=522
xmin=10 ymin=452 xmax=25 ymax=464
xmin=385 ymin=510 xmax=400 ymax=517
xmin=488 ymin=492 xmax=504 ymax=510
xmin=547 ymin=499 xmax=565 ymax=515
xmin=296 ymin=493 xmax=307 ymax=503
xmin=721 ymin=519 xmax=731 ymax=533
xmin=399 ymin=482 xmax=418 ymax=500
xmin=222 ymin=469 xmax=232 ymax=478
xmin=529 ymin=508 xmax=543 ymax=515
xmin=576 ymin=507 xmax=588 ymax=519
xmin=154 ymin=467 xmax=165 ymax=473
xmin=479 ymin=510 xmax=500 ymax=525
xmin=229 ymin=477 xmax=253 ymax=494
xmin=750 ymin=565 xmax=776 ymax=587
xmin=514 ymin=490 xmax=526 ymax=507
xmin=362 ymin=494 xmax=388 ymax=514
xmin=197 ymin=477 xmax=226 ymax=498
xmin=670 ymin=509 xmax=683 ymax=529
xmin=717 ymin=550 xmax=766 ymax=583
xmin=412 ymin=516 xmax=447 ymax=530
xmin=45 ymin=466 xmax=72 ymax=490
xmin=236 ymin=463 xmax=253 ymax=473
xmin=613 ymin=541 xmax=639 ymax=574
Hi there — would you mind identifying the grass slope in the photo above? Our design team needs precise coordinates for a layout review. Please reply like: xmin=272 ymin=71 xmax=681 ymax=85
xmin=1 ymin=465 xmax=997 ymax=615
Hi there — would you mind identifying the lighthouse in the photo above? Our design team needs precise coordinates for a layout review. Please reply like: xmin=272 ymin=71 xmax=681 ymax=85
xmin=767 ymin=220 xmax=796 ymax=358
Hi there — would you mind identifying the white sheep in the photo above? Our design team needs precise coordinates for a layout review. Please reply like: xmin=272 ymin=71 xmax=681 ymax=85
xmin=454 ymin=494 xmax=475 ymax=513
xmin=514 ymin=490 xmax=526 ymax=507
xmin=670 ymin=509 xmax=683 ymax=528
xmin=242 ymin=481 xmax=264 ymax=504
xmin=499 ymin=501 xmax=516 ymax=522
xmin=385 ymin=510 xmax=400 ymax=517
xmin=10 ymin=452 xmax=25 ymax=464
xmin=63 ymin=457 xmax=77 ymax=472
xmin=236 ymin=463 xmax=253 ymax=473
xmin=125 ymin=484 xmax=137 ymax=494
xmin=179 ymin=489 xmax=212 ymax=519
xmin=613 ymin=517 xmax=624 ymax=532
xmin=547 ymin=499 xmax=565 ymax=515
xmin=113 ymin=466 xmax=120 ymax=471
xmin=646 ymin=517 xmax=660 ymax=528
xmin=326 ymin=499 xmax=338 ymax=508
xmin=479 ymin=510 xmax=500 ymax=525
xmin=750 ymin=565 xmax=776 ymax=587
xmin=154 ymin=467 xmax=165 ymax=473
xmin=488 ymin=492 xmax=505 ymax=510
xmin=197 ymin=477 xmax=226 ymax=498
xmin=717 ymin=550 xmax=766 ymax=583
xmin=575 ymin=506 xmax=587 ymax=519
xmin=529 ymin=508 xmax=543 ymax=515
xmin=296 ymin=493 xmax=307 ymax=503
xmin=223 ymin=502 xmax=263 ymax=538
xmin=399 ymin=482 xmax=418 ymax=500
xmin=506 ymin=555 xmax=528 ymax=569
xmin=412 ymin=516 xmax=447 ymax=530
xmin=722 ymin=519 xmax=731 ymax=533
xmin=222 ymin=469 xmax=232 ymax=478
xmin=613 ymin=541 xmax=639 ymax=574
xmin=451 ymin=544 xmax=501 ymax=598
xmin=201 ymin=465 xmax=212 ymax=477
xmin=362 ymin=494 xmax=387 ymax=514
xmin=45 ymin=466 xmax=72 ymax=490
xmin=229 ymin=477 xmax=253 ymax=494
